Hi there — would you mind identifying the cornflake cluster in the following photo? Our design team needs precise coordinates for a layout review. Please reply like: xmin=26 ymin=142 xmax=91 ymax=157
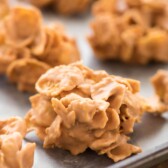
xmin=25 ymin=62 xmax=146 ymax=162
xmin=152 ymin=70 xmax=168 ymax=105
xmin=0 ymin=117 xmax=35 ymax=168
xmin=89 ymin=0 xmax=168 ymax=64
xmin=0 ymin=6 xmax=80 ymax=92
xmin=24 ymin=0 xmax=93 ymax=15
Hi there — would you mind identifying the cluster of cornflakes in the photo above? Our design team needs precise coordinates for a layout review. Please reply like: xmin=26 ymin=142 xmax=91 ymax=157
xmin=89 ymin=0 xmax=168 ymax=64
xmin=25 ymin=62 xmax=147 ymax=162
xmin=24 ymin=0 xmax=93 ymax=15
xmin=0 ymin=6 xmax=80 ymax=92
xmin=0 ymin=117 xmax=35 ymax=168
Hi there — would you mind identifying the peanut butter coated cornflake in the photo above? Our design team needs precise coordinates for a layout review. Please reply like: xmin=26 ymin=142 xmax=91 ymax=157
xmin=25 ymin=62 xmax=145 ymax=162
xmin=24 ymin=0 xmax=93 ymax=15
xmin=89 ymin=0 xmax=168 ymax=64
xmin=0 ymin=117 xmax=35 ymax=168
xmin=0 ymin=6 xmax=80 ymax=92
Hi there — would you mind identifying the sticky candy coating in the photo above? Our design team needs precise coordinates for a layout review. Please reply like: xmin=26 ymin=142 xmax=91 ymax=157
xmin=0 ymin=117 xmax=36 ymax=168
xmin=0 ymin=6 xmax=80 ymax=92
xmin=89 ymin=0 xmax=168 ymax=64
xmin=26 ymin=62 xmax=144 ymax=162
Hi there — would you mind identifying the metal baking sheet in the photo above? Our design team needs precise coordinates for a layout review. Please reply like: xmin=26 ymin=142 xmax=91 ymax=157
xmin=0 ymin=0 xmax=168 ymax=167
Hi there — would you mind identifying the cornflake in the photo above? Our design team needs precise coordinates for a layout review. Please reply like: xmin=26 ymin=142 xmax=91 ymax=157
xmin=25 ymin=62 xmax=146 ymax=162
xmin=0 ymin=6 xmax=80 ymax=92
xmin=24 ymin=0 xmax=93 ymax=15
xmin=89 ymin=0 xmax=168 ymax=64
xmin=0 ymin=117 xmax=35 ymax=168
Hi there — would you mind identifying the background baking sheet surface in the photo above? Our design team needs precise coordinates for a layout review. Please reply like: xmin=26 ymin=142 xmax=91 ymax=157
xmin=0 ymin=0 xmax=168 ymax=168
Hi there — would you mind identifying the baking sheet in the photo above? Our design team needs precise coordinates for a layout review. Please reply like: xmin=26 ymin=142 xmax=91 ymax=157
xmin=0 ymin=0 xmax=168 ymax=167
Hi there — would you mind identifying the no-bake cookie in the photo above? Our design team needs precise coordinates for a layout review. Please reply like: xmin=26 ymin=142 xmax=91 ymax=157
xmin=25 ymin=62 xmax=146 ymax=162
xmin=0 ymin=6 xmax=80 ymax=92
xmin=0 ymin=117 xmax=35 ymax=168
xmin=89 ymin=0 xmax=168 ymax=64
